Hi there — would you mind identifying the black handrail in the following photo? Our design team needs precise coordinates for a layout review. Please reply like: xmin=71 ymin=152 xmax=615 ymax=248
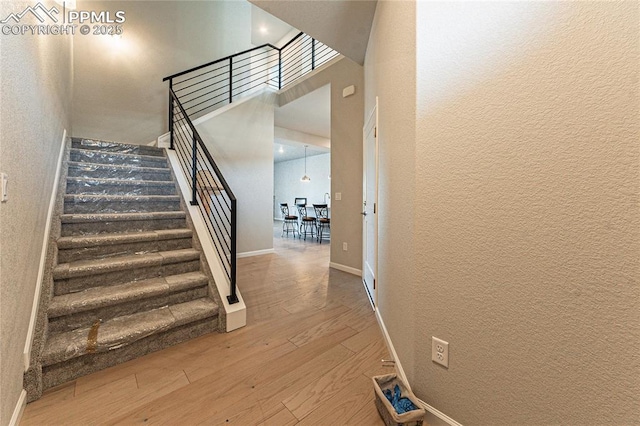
xmin=164 ymin=31 xmax=339 ymax=306
xmin=169 ymin=88 xmax=238 ymax=304
xmin=280 ymin=31 xmax=305 ymax=50
xmin=163 ymin=42 xmax=279 ymax=82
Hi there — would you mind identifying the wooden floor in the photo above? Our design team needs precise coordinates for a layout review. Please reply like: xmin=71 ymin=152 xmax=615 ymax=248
xmin=22 ymin=223 xmax=391 ymax=425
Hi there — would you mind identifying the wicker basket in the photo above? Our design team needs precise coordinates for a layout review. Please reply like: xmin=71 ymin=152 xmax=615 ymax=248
xmin=372 ymin=374 xmax=426 ymax=426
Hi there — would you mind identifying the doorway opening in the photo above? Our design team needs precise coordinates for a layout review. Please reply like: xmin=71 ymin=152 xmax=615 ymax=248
xmin=272 ymin=84 xmax=331 ymax=256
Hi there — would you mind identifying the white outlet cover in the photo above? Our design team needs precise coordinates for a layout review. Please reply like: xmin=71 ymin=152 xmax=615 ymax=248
xmin=335 ymin=192 xmax=342 ymax=200
xmin=432 ymin=336 xmax=449 ymax=368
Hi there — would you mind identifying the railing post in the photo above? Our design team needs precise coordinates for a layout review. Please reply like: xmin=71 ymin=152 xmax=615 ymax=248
xmin=228 ymin=198 xmax=239 ymax=304
xmin=190 ymin=134 xmax=198 ymax=206
xmin=311 ymin=38 xmax=316 ymax=70
xmin=278 ymin=50 xmax=282 ymax=90
xmin=228 ymin=57 xmax=233 ymax=104
xmin=168 ymin=80 xmax=174 ymax=150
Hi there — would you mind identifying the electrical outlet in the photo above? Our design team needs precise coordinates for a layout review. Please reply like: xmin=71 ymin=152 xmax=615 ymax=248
xmin=335 ymin=192 xmax=342 ymax=201
xmin=342 ymin=242 xmax=348 ymax=251
xmin=432 ymin=337 xmax=449 ymax=368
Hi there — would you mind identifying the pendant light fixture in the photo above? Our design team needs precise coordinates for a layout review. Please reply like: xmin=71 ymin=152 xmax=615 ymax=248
xmin=301 ymin=145 xmax=311 ymax=182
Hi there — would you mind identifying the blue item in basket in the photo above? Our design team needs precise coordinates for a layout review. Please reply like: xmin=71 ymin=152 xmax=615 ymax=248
xmin=383 ymin=384 xmax=418 ymax=414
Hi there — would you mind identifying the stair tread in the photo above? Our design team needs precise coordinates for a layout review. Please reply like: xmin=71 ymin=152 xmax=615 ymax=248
xmin=64 ymin=194 xmax=181 ymax=202
xmin=67 ymin=161 xmax=171 ymax=173
xmin=57 ymin=229 xmax=193 ymax=249
xmin=48 ymin=271 xmax=209 ymax=318
xmin=72 ymin=138 xmax=165 ymax=156
xmin=53 ymin=248 xmax=201 ymax=280
xmin=61 ymin=211 xmax=186 ymax=223
xmin=70 ymin=147 xmax=168 ymax=163
xmin=42 ymin=298 xmax=218 ymax=366
xmin=67 ymin=176 xmax=176 ymax=186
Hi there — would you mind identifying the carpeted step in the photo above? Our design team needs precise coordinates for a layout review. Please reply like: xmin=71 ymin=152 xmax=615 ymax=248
xmin=66 ymin=176 xmax=177 ymax=196
xmin=67 ymin=161 xmax=172 ymax=181
xmin=72 ymin=138 xmax=165 ymax=157
xmin=53 ymin=248 xmax=202 ymax=295
xmin=57 ymin=228 xmax=193 ymax=263
xmin=60 ymin=211 xmax=187 ymax=236
xmin=41 ymin=298 xmax=219 ymax=366
xmin=24 ymin=136 xmax=224 ymax=402
xmin=63 ymin=194 xmax=182 ymax=214
xmin=70 ymin=148 xmax=169 ymax=169
xmin=48 ymin=271 xmax=210 ymax=332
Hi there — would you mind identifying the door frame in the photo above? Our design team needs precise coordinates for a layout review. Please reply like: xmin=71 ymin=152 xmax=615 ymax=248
xmin=362 ymin=97 xmax=379 ymax=308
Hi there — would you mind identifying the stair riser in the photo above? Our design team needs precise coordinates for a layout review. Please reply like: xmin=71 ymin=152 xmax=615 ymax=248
xmin=40 ymin=317 xmax=217 ymax=391
xmin=54 ymin=260 xmax=201 ymax=295
xmin=61 ymin=218 xmax=187 ymax=236
xmin=71 ymin=141 xmax=165 ymax=157
xmin=66 ymin=182 xmax=176 ymax=196
xmin=67 ymin=167 xmax=172 ymax=182
xmin=48 ymin=286 xmax=209 ymax=333
xmin=58 ymin=237 xmax=193 ymax=263
xmin=63 ymin=200 xmax=182 ymax=214
xmin=70 ymin=151 xmax=168 ymax=169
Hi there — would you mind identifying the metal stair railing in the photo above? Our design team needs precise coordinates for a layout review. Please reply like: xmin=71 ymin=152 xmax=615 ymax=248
xmin=163 ymin=32 xmax=339 ymax=305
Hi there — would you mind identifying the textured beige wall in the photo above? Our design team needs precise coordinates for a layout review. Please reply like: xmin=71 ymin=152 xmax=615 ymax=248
xmin=279 ymin=58 xmax=364 ymax=271
xmin=72 ymin=0 xmax=252 ymax=144
xmin=196 ymin=94 xmax=275 ymax=255
xmin=370 ymin=1 xmax=638 ymax=424
xmin=363 ymin=0 xmax=416 ymax=380
xmin=0 ymin=0 xmax=73 ymax=422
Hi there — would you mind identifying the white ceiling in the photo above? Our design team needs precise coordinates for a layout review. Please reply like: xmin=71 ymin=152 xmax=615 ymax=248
xmin=274 ymin=141 xmax=328 ymax=164
xmin=275 ymin=84 xmax=331 ymax=139
xmin=248 ymin=9 xmax=332 ymax=164
xmin=251 ymin=5 xmax=294 ymax=46
xmin=249 ymin=0 xmax=378 ymax=65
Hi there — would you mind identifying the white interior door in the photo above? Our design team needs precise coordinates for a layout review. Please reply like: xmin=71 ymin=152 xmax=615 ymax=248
xmin=362 ymin=99 xmax=378 ymax=308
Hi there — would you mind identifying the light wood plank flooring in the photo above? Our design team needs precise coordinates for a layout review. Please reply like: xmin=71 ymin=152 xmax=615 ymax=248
xmin=22 ymin=224 xmax=392 ymax=425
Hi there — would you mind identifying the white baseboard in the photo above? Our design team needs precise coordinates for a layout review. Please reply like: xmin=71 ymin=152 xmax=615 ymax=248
xmin=9 ymin=389 xmax=26 ymax=426
xmin=23 ymin=129 xmax=67 ymax=371
xmin=157 ymin=132 xmax=170 ymax=149
xmin=329 ymin=262 xmax=362 ymax=277
xmin=237 ymin=248 xmax=274 ymax=258
xmin=374 ymin=308 xmax=410 ymax=387
xmin=166 ymin=149 xmax=246 ymax=332
xmin=416 ymin=398 xmax=463 ymax=426
xmin=374 ymin=309 xmax=461 ymax=426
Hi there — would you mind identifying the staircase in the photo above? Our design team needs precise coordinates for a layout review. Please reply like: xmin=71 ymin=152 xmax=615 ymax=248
xmin=26 ymin=137 xmax=221 ymax=399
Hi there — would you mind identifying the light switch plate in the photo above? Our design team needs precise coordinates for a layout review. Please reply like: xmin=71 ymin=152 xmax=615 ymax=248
xmin=335 ymin=192 xmax=341 ymax=201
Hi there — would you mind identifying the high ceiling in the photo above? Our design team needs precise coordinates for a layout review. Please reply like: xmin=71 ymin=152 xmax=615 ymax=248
xmin=275 ymin=84 xmax=330 ymax=139
xmin=249 ymin=0 xmax=378 ymax=65
xmin=273 ymin=84 xmax=331 ymax=163
xmin=250 ymin=5 xmax=294 ymax=46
